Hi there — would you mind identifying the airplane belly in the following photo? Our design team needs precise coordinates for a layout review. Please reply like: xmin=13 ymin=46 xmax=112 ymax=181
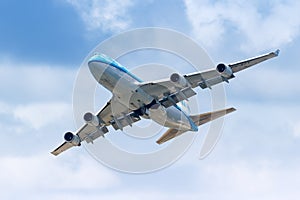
xmin=149 ymin=103 xmax=193 ymax=131
xmin=111 ymin=75 xmax=154 ymax=110
xmin=89 ymin=62 xmax=154 ymax=110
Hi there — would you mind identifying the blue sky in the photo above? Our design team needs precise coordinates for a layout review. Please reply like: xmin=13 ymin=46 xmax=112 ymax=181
xmin=1 ymin=0 xmax=300 ymax=199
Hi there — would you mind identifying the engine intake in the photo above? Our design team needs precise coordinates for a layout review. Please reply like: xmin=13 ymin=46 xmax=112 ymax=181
xmin=216 ymin=63 xmax=233 ymax=78
xmin=84 ymin=112 xmax=100 ymax=127
xmin=170 ymin=73 xmax=189 ymax=88
xmin=64 ymin=132 xmax=81 ymax=146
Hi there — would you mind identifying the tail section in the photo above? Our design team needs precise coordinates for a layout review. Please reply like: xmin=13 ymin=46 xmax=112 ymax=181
xmin=190 ymin=107 xmax=236 ymax=126
xmin=156 ymin=129 xmax=186 ymax=144
xmin=156 ymin=107 xmax=236 ymax=144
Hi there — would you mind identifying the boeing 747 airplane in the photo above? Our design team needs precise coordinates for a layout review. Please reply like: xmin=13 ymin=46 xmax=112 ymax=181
xmin=51 ymin=50 xmax=280 ymax=156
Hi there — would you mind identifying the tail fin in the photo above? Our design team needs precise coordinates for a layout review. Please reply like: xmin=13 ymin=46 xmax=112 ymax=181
xmin=156 ymin=107 xmax=236 ymax=144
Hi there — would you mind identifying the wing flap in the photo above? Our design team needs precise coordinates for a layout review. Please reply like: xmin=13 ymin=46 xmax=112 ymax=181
xmin=139 ymin=79 xmax=177 ymax=100
xmin=185 ymin=69 xmax=229 ymax=90
xmin=96 ymin=101 xmax=113 ymax=126
xmin=160 ymin=87 xmax=197 ymax=108
xmin=111 ymin=112 xmax=141 ymax=130
xmin=96 ymin=97 xmax=132 ymax=126
xmin=76 ymin=124 xmax=96 ymax=140
xmin=184 ymin=69 xmax=220 ymax=88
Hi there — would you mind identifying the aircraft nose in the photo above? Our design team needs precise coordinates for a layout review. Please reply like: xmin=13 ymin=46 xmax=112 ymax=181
xmin=88 ymin=60 xmax=107 ymax=83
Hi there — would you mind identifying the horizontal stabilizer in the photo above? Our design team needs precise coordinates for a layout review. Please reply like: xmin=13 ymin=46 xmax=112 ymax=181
xmin=190 ymin=107 xmax=236 ymax=126
xmin=156 ymin=107 xmax=236 ymax=144
xmin=156 ymin=129 xmax=186 ymax=144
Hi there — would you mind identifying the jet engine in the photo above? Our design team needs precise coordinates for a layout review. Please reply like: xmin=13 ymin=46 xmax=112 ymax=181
xmin=170 ymin=73 xmax=189 ymax=88
xmin=84 ymin=112 xmax=100 ymax=127
xmin=216 ymin=63 xmax=233 ymax=78
xmin=64 ymin=132 xmax=81 ymax=146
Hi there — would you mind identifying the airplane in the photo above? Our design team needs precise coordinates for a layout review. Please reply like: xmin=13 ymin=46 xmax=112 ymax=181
xmin=51 ymin=49 xmax=280 ymax=156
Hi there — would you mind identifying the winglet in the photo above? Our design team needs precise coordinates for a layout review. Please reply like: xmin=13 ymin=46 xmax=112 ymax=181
xmin=274 ymin=49 xmax=280 ymax=56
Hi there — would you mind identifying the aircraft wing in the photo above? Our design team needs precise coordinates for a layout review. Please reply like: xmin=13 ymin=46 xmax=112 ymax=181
xmin=140 ymin=80 xmax=197 ymax=108
xmin=138 ymin=78 xmax=181 ymax=100
xmin=97 ymin=97 xmax=142 ymax=130
xmin=51 ymin=123 xmax=108 ymax=156
xmin=51 ymin=142 xmax=74 ymax=156
xmin=141 ymin=50 xmax=279 ymax=94
xmin=228 ymin=49 xmax=280 ymax=73
xmin=97 ymin=98 xmax=134 ymax=126
xmin=184 ymin=49 xmax=279 ymax=89
xmin=51 ymin=98 xmax=141 ymax=156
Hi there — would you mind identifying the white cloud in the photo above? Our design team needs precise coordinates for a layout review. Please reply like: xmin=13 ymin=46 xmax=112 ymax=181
xmin=228 ymin=67 xmax=300 ymax=101
xmin=13 ymin=102 xmax=71 ymax=130
xmin=292 ymin=120 xmax=300 ymax=138
xmin=0 ymin=154 xmax=120 ymax=199
xmin=66 ymin=0 xmax=134 ymax=32
xmin=0 ymin=101 xmax=11 ymax=115
xmin=0 ymin=60 xmax=75 ymax=102
xmin=184 ymin=0 xmax=300 ymax=52
xmin=197 ymin=160 xmax=300 ymax=200
xmin=0 ymin=60 xmax=77 ymax=131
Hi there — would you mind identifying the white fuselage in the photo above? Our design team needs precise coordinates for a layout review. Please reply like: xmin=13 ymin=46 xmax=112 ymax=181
xmin=88 ymin=54 xmax=197 ymax=131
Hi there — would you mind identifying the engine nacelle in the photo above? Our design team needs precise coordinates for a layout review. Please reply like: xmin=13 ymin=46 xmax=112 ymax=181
xmin=170 ymin=73 xmax=189 ymax=88
xmin=64 ymin=132 xmax=81 ymax=146
xmin=216 ymin=63 xmax=233 ymax=78
xmin=84 ymin=112 xmax=100 ymax=127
